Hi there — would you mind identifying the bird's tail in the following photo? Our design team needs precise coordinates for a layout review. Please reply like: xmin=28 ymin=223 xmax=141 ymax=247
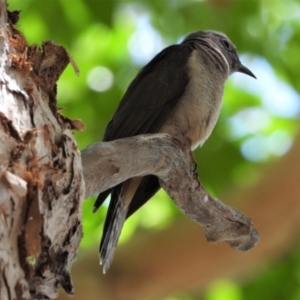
xmin=99 ymin=188 xmax=128 ymax=274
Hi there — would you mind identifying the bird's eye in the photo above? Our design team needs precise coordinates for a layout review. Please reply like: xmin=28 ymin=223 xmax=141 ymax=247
xmin=222 ymin=39 xmax=232 ymax=50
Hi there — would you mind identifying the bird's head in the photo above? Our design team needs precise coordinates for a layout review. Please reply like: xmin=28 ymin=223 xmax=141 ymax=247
xmin=183 ymin=31 xmax=256 ymax=79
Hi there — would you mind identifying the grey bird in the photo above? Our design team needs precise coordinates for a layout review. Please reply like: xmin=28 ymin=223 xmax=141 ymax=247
xmin=94 ymin=30 xmax=256 ymax=273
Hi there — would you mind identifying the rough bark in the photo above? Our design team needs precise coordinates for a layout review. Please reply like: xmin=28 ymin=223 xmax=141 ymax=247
xmin=0 ymin=5 xmax=84 ymax=300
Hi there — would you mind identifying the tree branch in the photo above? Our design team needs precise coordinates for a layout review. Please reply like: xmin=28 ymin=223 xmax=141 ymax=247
xmin=81 ymin=134 xmax=259 ymax=252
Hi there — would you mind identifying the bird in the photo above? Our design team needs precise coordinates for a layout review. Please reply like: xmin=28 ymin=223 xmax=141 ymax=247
xmin=94 ymin=30 xmax=256 ymax=273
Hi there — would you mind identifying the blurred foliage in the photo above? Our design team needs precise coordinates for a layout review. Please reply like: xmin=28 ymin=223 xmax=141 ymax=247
xmin=8 ymin=0 xmax=300 ymax=299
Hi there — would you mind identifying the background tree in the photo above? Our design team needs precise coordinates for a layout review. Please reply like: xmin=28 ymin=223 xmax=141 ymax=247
xmin=6 ymin=0 xmax=300 ymax=299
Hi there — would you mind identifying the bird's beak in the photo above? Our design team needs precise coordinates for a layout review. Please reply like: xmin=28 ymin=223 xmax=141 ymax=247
xmin=237 ymin=62 xmax=256 ymax=79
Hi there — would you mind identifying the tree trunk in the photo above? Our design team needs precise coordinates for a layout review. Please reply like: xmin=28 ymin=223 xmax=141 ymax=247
xmin=0 ymin=5 xmax=84 ymax=299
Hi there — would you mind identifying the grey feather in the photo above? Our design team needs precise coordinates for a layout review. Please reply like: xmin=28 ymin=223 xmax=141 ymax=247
xmin=99 ymin=198 xmax=128 ymax=274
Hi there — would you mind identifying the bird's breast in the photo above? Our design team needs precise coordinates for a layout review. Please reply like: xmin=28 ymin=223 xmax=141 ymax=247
xmin=160 ymin=49 xmax=226 ymax=150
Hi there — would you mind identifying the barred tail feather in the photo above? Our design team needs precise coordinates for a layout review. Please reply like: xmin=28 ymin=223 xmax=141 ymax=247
xmin=99 ymin=199 xmax=128 ymax=274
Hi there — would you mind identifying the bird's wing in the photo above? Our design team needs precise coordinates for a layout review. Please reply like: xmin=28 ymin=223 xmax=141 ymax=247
xmin=97 ymin=43 xmax=194 ymax=272
xmin=103 ymin=43 xmax=193 ymax=140
xmin=94 ymin=43 xmax=193 ymax=210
